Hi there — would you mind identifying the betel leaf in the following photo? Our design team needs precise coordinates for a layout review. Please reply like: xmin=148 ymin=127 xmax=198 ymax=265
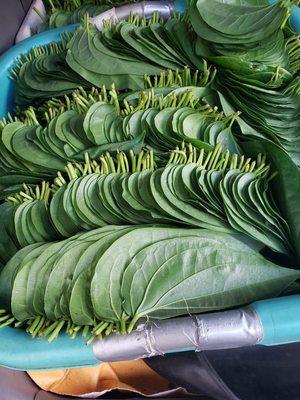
xmin=90 ymin=226 xmax=203 ymax=323
xmin=122 ymin=231 xmax=300 ymax=331
xmin=0 ymin=203 xmax=19 ymax=266
xmin=245 ymin=138 xmax=300 ymax=264
xmin=0 ymin=243 xmax=49 ymax=311
xmin=189 ymin=0 xmax=291 ymax=45
xmin=69 ymin=226 xmax=134 ymax=326
xmin=121 ymin=231 xmax=261 ymax=317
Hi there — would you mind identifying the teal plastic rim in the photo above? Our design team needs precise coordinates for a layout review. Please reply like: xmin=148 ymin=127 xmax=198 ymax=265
xmin=0 ymin=326 xmax=99 ymax=371
xmin=253 ymin=295 xmax=300 ymax=346
xmin=174 ymin=0 xmax=188 ymax=14
xmin=0 ymin=24 xmax=78 ymax=118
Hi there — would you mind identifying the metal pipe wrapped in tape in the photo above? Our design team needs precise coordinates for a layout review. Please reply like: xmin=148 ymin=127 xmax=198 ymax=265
xmin=93 ymin=307 xmax=263 ymax=362
xmin=90 ymin=1 xmax=175 ymax=30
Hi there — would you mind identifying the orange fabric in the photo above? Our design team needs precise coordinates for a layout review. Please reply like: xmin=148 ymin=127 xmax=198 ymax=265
xmin=28 ymin=360 xmax=177 ymax=397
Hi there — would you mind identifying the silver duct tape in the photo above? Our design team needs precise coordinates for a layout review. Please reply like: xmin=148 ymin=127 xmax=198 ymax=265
xmin=90 ymin=1 xmax=175 ymax=30
xmin=194 ymin=306 xmax=264 ymax=350
xmin=93 ymin=307 xmax=264 ymax=362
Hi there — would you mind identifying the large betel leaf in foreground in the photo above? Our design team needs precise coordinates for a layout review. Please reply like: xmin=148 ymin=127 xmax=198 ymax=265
xmin=122 ymin=230 xmax=300 ymax=331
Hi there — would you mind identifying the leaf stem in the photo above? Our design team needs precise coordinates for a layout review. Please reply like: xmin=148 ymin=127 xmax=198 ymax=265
xmin=127 ymin=315 xmax=140 ymax=334
xmin=48 ymin=320 xmax=65 ymax=342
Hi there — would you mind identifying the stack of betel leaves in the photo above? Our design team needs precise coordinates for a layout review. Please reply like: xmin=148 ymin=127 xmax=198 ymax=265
xmin=0 ymin=0 xmax=299 ymax=343
xmin=0 ymin=67 xmax=232 ymax=197
xmin=0 ymin=225 xmax=299 ymax=342
xmin=12 ymin=12 xmax=201 ymax=105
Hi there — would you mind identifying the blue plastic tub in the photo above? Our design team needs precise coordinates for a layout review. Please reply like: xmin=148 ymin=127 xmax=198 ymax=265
xmin=0 ymin=0 xmax=299 ymax=371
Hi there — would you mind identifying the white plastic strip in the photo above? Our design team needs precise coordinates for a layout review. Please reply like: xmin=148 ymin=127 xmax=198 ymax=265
xmin=93 ymin=307 xmax=263 ymax=362
xmin=90 ymin=1 xmax=175 ymax=30
xmin=15 ymin=0 xmax=46 ymax=43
